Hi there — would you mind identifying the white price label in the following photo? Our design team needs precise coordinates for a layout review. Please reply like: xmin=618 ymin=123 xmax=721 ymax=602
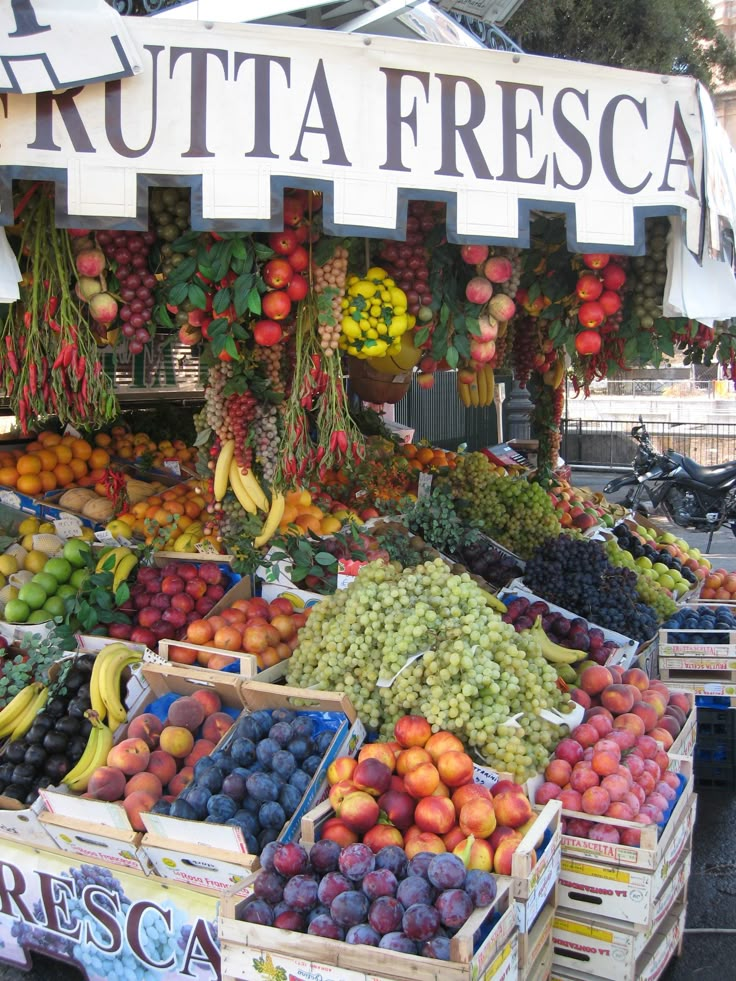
xmin=163 ymin=459 xmax=182 ymax=477
xmin=63 ymin=424 xmax=82 ymax=439
xmin=94 ymin=530 xmax=117 ymax=546
xmin=54 ymin=517 xmax=83 ymax=539
xmin=195 ymin=541 xmax=219 ymax=555
xmin=417 ymin=472 xmax=433 ymax=499
xmin=0 ymin=490 xmax=21 ymax=508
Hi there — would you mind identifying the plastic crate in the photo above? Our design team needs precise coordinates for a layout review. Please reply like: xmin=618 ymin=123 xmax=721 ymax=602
xmin=694 ymin=760 xmax=736 ymax=791
xmin=697 ymin=706 xmax=736 ymax=740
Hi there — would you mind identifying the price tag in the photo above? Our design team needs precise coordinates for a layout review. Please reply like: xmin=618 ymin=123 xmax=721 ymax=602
xmin=163 ymin=459 xmax=182 ymax=477
xmin=417 ymin=472 xmax=433 ymax=499
xmin=376 ymin=649 xmax=430 ymax=687
xmin=54 ymin=516 xmax=83 ymax=539
xmin=94 ymin=530 xmax=118 ymax=546
xmin=0 ymin=490 xmax=21 ymax=509
xmin=63 ymin=424 xmax=82 ymax=439
xmin=195 ymin=541 xmax=219 ymax=555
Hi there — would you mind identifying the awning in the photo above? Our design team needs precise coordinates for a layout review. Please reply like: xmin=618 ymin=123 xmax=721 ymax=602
xmin=0 ymin=14 xmax=734 ymax=261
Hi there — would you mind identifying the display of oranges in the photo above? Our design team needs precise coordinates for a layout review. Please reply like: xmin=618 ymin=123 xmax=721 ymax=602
xmin=0 ymin=432 xmax=99 ymax=497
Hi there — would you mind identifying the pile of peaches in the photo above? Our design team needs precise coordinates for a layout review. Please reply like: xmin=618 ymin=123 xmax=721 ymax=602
xmin=535 ymin=664 xmax=691 ymax=845
xmin=321 ymin=715 xmax=538 ymax=877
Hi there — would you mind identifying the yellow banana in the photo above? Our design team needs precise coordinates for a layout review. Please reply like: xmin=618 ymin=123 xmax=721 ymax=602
xmin=89 ymin=643 xmax=131 ymax=721
xmin=10 ymin=685 xmax=48 ymax=741
xmin=254 ymin=492 xmax=286 ymax=548
xmin=484 ymin=593 xmax=507 ymax=614
xmin=469 ymin=376 xmax=480 ymax=407
xmin=100 ymin=647 xmax=142 ymax=728
xmin=497 ymin=320 xmax=508 ymax=338
xmin=62 ymin=711 xmax=103 ymax=789
xmin=484 ymin=366 xmax=495 ymax=404
xmin=477 ymin=367 xmax=487 ymax=406
xmin=65 ymin=715 xmax=114 ymax=793
xmin=214 ymin=439 xmax=235 ymax=501
xmin=457 ymin=378 xmax=471 ymax=408
xmin=229 ymin=462 xmax=257 ymax=515
xmin=552 ymin=358 xmax=565 ymax=389
xmin=95 ymin=546 xmax=132 ymax=575
xmin=0 ymin=682 xmax=43 ymax=737
xmin=241 ymin=468 xmax=269 ymax=512
xmin=112 ymin=552 xmax=138 ymax=592
xmin=531 ymin=616 xmax=581 ymax=665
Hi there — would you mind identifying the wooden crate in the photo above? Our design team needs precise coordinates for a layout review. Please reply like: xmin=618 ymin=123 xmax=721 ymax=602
xmin=220 ymin=873 xmax=518 ymax=981
xmin=519 ymin=903 xmax=554 ymax=977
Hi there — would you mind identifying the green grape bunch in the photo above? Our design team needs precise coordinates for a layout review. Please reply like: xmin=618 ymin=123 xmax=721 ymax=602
xmin=604 ymin=539 xmax=678 ymax=620
xmin=286 ymin=558 xmax=569 ymax=781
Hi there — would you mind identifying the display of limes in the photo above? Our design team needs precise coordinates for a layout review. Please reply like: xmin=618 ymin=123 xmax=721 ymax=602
xmin=32 ymin=572 xmax=59 ymax=596
xmin=4 ymin=599 xmax=30 ymax=623
xmin=43 ymin=595 xmax=66 ymax=618
xmin=62 ymin=538 xmax=91 ymax=569
xmin=17 ymin=582 xmax=47 ymax=611
xmin=43 ymin=557 xmax=73 ymax=584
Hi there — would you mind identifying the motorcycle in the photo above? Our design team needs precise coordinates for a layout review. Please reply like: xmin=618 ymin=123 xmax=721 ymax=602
xmin=604 ymin=417 xmax=736 ymax=546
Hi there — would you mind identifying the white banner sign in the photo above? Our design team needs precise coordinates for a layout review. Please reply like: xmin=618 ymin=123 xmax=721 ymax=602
xmin=0 ymin=0 xmax=142 ymax=95
xmin=0 ymin=16 xmax=709 ymax=253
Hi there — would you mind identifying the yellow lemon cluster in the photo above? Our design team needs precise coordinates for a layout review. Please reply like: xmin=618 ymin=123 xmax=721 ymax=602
xmin=339 ymin=267 xmax=414 ymax=359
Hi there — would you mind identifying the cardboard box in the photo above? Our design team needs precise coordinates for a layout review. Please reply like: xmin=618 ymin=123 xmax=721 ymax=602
xmin=0 ymin=792 xmax=57 ymax=849
xmin=259 ymin=581 xmax=324 ymax=609
xmin=40 ymin=811 xmax=148 ymax=873
xmin=512 ymin=800 xmax=562 ymax=933
xmin=632 ymin=849 xmax=690 ymax=960
xmin=0 ymin=486 xmax=46 ymax=516
xmin=219 ymin=875 xmax=518 ymax=981
xmin=140 ymin=834 xmax=255 ymax=893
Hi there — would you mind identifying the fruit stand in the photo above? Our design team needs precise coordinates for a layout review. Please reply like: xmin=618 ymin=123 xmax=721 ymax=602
xmin=0 ymin=3 xmax=734 ymax=980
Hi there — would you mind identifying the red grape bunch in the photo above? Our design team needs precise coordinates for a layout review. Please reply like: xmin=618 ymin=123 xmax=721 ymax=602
xmin=312 ymin=246 xmax=349 ymax=355
xmin=96 ymin=229 xmax=158 ymax=354
xmin=224 ymin=391 xmax=258 ymax=472
xmin=378 ymin=202 xmax=441 ymax=320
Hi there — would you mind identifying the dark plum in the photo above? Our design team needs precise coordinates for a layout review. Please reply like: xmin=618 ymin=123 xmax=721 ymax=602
xmin=268 ymin=722 xmax=293 ymax=747
xmin=283 ymin=875 xmax=319 ymax=911
xmin=222 ymin=773 xmax=248 ymax=801
xmin=238 ymin=899 xmax=273 ymax=926
xmin=302 ymin=755 xmax=322 ymax=777
xmin=362 ymin=869 xmax=398 ymax=901
xmin=375 ymin=846 xmax=409 ymax=880
xmin=271 ymin=708 xmax=296 ymax=725
xmin=206 ymin=794 xmax=238 ymax=822
xmin=465 ymin=870 xmax=497 ymax=908
xmin=270 ymin=750 xmax=296 ymax=779
xmin=151 ymin=800 xmax=171 ymax=815
xmin=240 ymin=796 xmax=260 ymax=816
xmin=258 ymin=828 xmax=279 ymax=850
xmin=289 ymin=770 xmax=311 ymax=794
xmin=210 ymin=752 xmax=235 ymax=774
xmin=273 ymin=910 xmax=305 ymax=932
xmin=428 ymin=854 xmax=466 ymax=891
xmin=246 ymin=772 xmax=279 ymax=803
xmin=309 ymin=838 xmax=341 ymax=874
xmin=254 ymin=871 xmax=286 ymax=904
xmin=307 ymin=915 xmax=344 ymax=940
xmin=306 ymin=905 xmax=330 ymax=925
xmin=422 ymin=936 xmax=451 ymax=959
xmin=234 ymin=717 xmax=260 ymax=742
xmin=317 ymin=872 xmax=352 ymax=906
xmin=291 ymin=716 xmax=315 ymax=740
xmin=408 ymin=853 xmax=435 ymax=879
xmin=331 ymin=891 xmax=370 ymax=928
xmin=227 ymin=813 xmax=259 ymax=839
xmin=197 ymin=768 xmax=223 ymax=794
xmin=403 ymin=903 xmax=440 ymax=942
xmin=273 ymin=842 xmax=309 ymax=878
xmin=259 ymin=801 xmax=286 ymax=831
xmin=279 ymin=784 xmax=304 ymax=816
xmin=378 ymin=933 xmax=417 ymax=953
xmin=194 ymin=757 xmax=217 ymax=779
xmin=256 ymin=738 xmax=280 ymax=769
xmin=230 ymin=738 xmax=257 ymax=767
xmin=260 ymin=840 xmax=280 ymax=872
xmin=288 ymin=737 xmax=314 ymax=761
xmin=368 ymin=896 xmax=404 ymax=935
xmin=185 ymin=787 xmax=211 ymax=820
xmin=250 ymin=710 xmax=274 ymax=739
xmin=339 ymin=843 xmax=375 ymax=881
xmin=396 ymin=876 xmax=433 ymax=909
xmin=345 ymin=924 xmax=381 ymax=946
xmin=316 ymin=730 xmax=334 ymax=754
xmin=435 ymin=889 xmax=473 ymax=930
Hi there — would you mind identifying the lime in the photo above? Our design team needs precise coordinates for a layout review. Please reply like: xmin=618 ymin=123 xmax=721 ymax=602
xmin=70 ymin=568 xmax=89 ymax=590
xmin=4 ymin=599 xmax=30 ymax=623
xmin=27 ymin=609 xmax=52 ymax=624
xmin=57 ymin=584 xmax=77 ymax=600
xmin=32 ymin=572 xmax=59 ymax=596
xmin=17 ymin=582 xmax=47 ymax=611
xmin=63 ymin=538 xmax=91 ymax=569
xmin=43 ymin=595 xmax=66 ymax=618
xmin=43 ymin=557 xmax=73 ymax=584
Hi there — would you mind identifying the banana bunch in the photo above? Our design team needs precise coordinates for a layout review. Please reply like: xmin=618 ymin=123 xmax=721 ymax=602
xmin=89 ymin=643 xmax=143 ymax=728
xmin=213 ymin=440 xmax=284 ymax=549
xmin=530 ymin=616 xmax=583 ymax=666
xmin=543 ymin=357 xmax=565 ymax=389
xmin=0 ymin=682 xmax=48 ymax=741
xmin=457 ymin=366 xmax=495 ymax=408
xmin=63 ymin=711 xmax=114 ymax=793
xmin=96 ymin=545 xmax=138 ymax=591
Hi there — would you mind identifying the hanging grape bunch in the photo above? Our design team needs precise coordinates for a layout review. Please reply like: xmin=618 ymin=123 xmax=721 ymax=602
xmin=312 ymin=244 xmax=349 ymax=355
xmin=627 ymin=218 xmax=669 ymax=329
xmin=378 ymin=202 xmax=442 ymax=320
xmin=151 ymin=187 xmax=193 ymax=276
xmin=90 ymin=229 xmax=159 ymax=354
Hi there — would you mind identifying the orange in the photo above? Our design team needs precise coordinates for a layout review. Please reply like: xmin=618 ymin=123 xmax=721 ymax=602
xmin=153 ymin=508 xmax=173 ymax=526
xmin=39 ymin=471 xmax=57 ymax=492
xmin=117 ymin=445 xmax=134 ymax=460
xmin=25 ymin=441 xmax=43 ymax=452
xmin=111 ymin=425 xmax=127 ymax=437
xmin=164 ymin=501 xmax=182 ymax=516
xmin=295 ymin=514 xmax=321 ymax=534
xmin=53 ymin=463 xmax=74 ymax=487
xmin=70 ymin=438 xmax=91 ymax=460
xmin=17 ymin=454 xmax=41 ymax=475
xmin=54 ymin=444 xmax=73 ymax=464
xmin=147 ymin=495 xmax=163 ymax=508
xmin=184 ymin=499 xmax=202 ymax=519
xmin=36 ymin=449 xmax=58 ymax=471
xmin=94 ymin=433 xmax=112 ymax=448
xmin=176 ymin=515 xmax=193 ymax=532
xmin=0 ymin=467 xmax=18 ymax=487
xmin=131 ymin=501 xmax=148 ymax=518
xmin=281 ymin=504 xmax=298 ymax=525
xmin=40 ymin=433 xmax=61 ymax=447
xmin=89 ymin=448 xmax=110 ymax=469
xmin=410 ymin=459 xmax=422 ymax=471
xmin=68 ymin=458 xmax=88 ymax=479
xmin=401 ymin=444 xmax=417 ymax=459
xmin=416 ymin=447 xmax=435 ymax=465
xmin=17 ymin=473 xmax=42 ymax=496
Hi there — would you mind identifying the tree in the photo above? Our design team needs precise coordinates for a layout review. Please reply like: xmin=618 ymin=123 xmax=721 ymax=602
xmin=506 ymin=0 xmax=736 ymax=89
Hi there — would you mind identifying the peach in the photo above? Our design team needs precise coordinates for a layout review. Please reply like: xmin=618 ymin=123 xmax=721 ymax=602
xmin=545 ymin=759 xmax=572 ymax=787
xmin=159 ymin=726 xmax=195 ymax=760
xmin=493 ymin=833 xmax=524 ymax=875
xmin=148 ymin=750 xmax=178 ymax=787
xmin=623 ymin=754 xmax=645 ymax=779
xmin=453 ymin=837 xmax=494 ymax=871
xmin=443 ymin=826 xmax=466 ymax=851
xmin=394 ymin=715 xmax=432 ymax=749
xmin=362 ymin=824 xmax=404 ymax=853
xmin=620 ymin=827 xmax=641 ymax=846
xmin=559 ymin=789 xmax=583 ymax=811
xmin=414 ymin=797 xmax=456 ymax=835
xmin=600 ymin=774 xmax=629 ymax=802
xmin=337 ymin=791 xmax=380 ymax=833
xmin=87 ymin=766 xmax=126 ymax=802
xmin=608 ymin=666 xmax=624 ymax=684
xmin=570 ymin=724 xmax=599 ymax=749
xmin=615 ymin=765 xmax=633 ymax=787
xmin=378 ymin=790 xmax=416 ymax=831
xmin=352 ymin=758 xmax=392 ymax=797
xmin=432 ymin=781 xmax=451 ymax=798
xmin=489 ymin=825 xmax=519 ymax=850
xmin=625 ymin=684 xmax=642 ymax=705
xmin=403 ymin=824 xmax=422 ymax=842
xmin=167 ymin=766 xmax=194 ymax=797
xmin=493 ymin=790 xmax=533 ymax=828
xmin=621 ymin=791 xmax=641 ymax=815
xmin=580 ymin=665 xmax=614 ymax=696
xmin=490 ymin=780 xmax=526 ymax=797
xmin=390 ymin=775 xmax=406 ymax=794
xmin=613 ymin=713 xmax=646 ymax=737
xmin=591 ymin=750 xmax=619 ymax=777
xmin=554 ymin=739 xmax=585 ymax=766
xmin=167 ymin=697 xmax=205 ymax=733
xmin=586 ymin=706 xmax=614 ymax=723
xmin=424 ymin=731 xmax=464 ymax=762
xmin=127 ymin=714 xmax=163 ymax=750
xmin=668 ymin=692 xmax=691 ymax=715
xmin=321 ymin=818 xmax=359 ymax=847
xmin=403 ymin=762 xmax=440 ymax=799
xmin=622 ymin=668 xmax=650 ymax=691
xmin=570 ymin=767 xmax=599 ymax=793
xmin=649 ymin=727 xmax=674 ymax=750
xmin=107 ymin=738 xmax=151 ymax=775
xmin=452 ymin=783 xmax=492 ymax=815
xmin=637 ymin=771 xmax=657 ymax=795
xmin=123 ymin=790 xmax=158 ymax=831
xmin=459 ymin=798 xmax=497 ymax=838
xmin=656 ymin=716 xmax=681 ymax=740
xmin=184 ymin=739 xmax=216 ymax=768
xmin=636 ymin=735 xmax=660 ymax=760
xmin=437 ymin=751 xmax=474 ymax=789
xmin=570 ymin=689 xmax=592 ymax=710
xmin=358 ymin=743 xmax=396 ymax=772
xmin=609 ymin=729 xmax=637 ymax=752
xmin=125 ymin=772 xmax=162 ymax=798
xmin=404 ymin=833 xmax=445 ymax=860
xmin=600 ymin=685 xmax=635 ymax=715
xmin=201 ymin=712 xmax=234 ymax=744
xmin=535 ymin=782 xmax=562 ymax=805
xmin=581 ymin=786 xmax=610 ymax=815
xmin=631 ymin=703 xmax=659 ymax=732
xmin=594 ymin=739 xmax=621 ymax=760
xmin=396 ymin=747 xmax=432 ymax=776
xmin=641 ymin=690 xmax=667 ymax=718
xmin=586 ymin=714 xmax=613 ymax=739
xmin=655 ymin=750 xmax=670 ymax=774
xmin=191 ymin=688 xmax=221 ymax=716
xmin=327 ymin=756 xmax=358 ymax=786
xmin=329 ymin=780 xmax=356 ymax=811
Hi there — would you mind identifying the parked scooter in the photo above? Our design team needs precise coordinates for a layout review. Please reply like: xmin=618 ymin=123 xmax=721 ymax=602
xmin=604 ymin=417 xmax=736 ymax=548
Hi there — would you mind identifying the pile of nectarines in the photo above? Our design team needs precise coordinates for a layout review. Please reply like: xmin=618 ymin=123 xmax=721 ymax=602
xmin=322 ymin=715 xmax=537 ymax=877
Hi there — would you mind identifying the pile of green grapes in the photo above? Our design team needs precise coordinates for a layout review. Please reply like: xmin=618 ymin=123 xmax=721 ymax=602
xmin=286 ymin=558 xmax=570 ymax=781
xmin=604 ymin=539 xmax=678 ymax=620
xmin=444 ymin=454 xmax=561 ymax=559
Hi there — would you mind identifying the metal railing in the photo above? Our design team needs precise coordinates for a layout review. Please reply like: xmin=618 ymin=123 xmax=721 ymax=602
xmin=562 ymin=418 xmax=736 ymax=468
